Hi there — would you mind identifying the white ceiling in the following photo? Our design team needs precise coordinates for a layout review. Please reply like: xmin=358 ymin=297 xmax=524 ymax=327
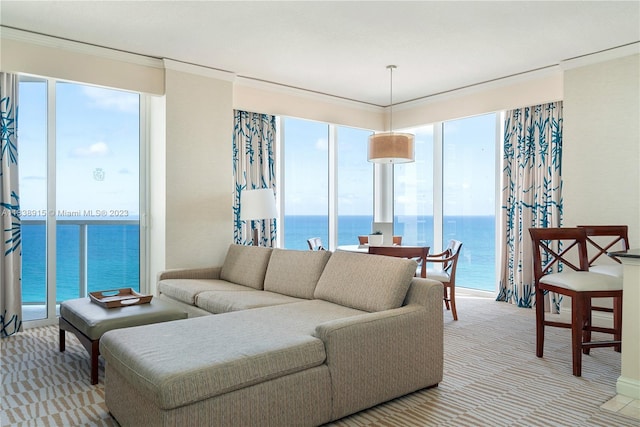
xmin=1 ymin=1 xmax=639 ymax=106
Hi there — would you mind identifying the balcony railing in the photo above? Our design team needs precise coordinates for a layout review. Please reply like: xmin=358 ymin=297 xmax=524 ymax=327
xmin=21 ymin=218 xmax=140 ymax=305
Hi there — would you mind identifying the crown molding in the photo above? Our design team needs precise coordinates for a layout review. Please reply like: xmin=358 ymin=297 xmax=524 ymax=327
xmin=163 ymin=59 xmax=235 ymax=81
xmin=235 ymin=75 xmax=381 ymax=113
xmin=560 ymin=42 xmax=640 ymax=71
xmin=395 ymin=65 xmax=562 ymax=111
xmin=0 ymin=26 xmax=164 ymax=69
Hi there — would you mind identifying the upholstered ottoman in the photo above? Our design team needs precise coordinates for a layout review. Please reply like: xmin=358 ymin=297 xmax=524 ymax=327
xmin=59 ymin=297 xmax=187 ymax=384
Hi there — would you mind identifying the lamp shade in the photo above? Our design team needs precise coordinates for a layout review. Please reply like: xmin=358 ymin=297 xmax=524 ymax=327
xmin=368 ymin=132 xmax=415 ymax=163
xmin=240 ymin=188 xmax=277 ymax=220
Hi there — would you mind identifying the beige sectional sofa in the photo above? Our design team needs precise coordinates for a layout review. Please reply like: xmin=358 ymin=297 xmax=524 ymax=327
xmin=99 ymin=244 xmax=444 ymax=426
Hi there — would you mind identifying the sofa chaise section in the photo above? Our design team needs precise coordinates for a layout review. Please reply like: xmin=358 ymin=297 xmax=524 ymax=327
xmin=100 ymin=311 xmax=335 ymax=426
xmin=101 ymin=245 xmax=444 ymax=426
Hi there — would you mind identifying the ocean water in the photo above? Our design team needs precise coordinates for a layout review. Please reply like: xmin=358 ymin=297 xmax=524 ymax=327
xmin=21 ymin=215 xmax=496 ymax=303
xmin=21 ymin=223 xmax=140 ymax=303
xmin=285 ymin=215 xmax=496 ymax=291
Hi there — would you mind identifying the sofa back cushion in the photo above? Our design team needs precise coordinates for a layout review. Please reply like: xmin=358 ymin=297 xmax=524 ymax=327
xmin=220 ymin=244 xmax=273 ymax=290
xmin=314 ymin=250 xmax=417 ymax=312
xmin=264 ymin=249 xmax=332 ymax=299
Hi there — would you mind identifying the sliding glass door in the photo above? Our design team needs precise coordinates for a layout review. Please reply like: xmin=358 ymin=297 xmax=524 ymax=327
xmin=19 ymin=77 xmax=144 ymax=324
xmin=18 ymin=78 xmax=48 ymax=322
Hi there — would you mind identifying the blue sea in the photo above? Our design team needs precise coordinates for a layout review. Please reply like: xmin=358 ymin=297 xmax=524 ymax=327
xmin=21 ymin=215 xmax=495 ymax=303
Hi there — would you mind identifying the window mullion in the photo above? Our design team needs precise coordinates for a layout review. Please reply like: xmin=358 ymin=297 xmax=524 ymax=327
xmin=328 ymin=125 xmax=338 ymax=250
xmin=46 ymin=79 xmax=57 ymax=319
xmin=433 ymin=122 xmax=443 ymax=254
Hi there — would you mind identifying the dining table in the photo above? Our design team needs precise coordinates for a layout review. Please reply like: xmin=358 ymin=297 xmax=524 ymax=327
xmin=335 ymin=245 xmax=370 ymax=253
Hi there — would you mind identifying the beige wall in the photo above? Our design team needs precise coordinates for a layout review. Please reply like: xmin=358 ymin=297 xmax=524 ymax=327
xmin=162 ymin=65 xmax=234 ymax=271
xmin=563 ymin=53 xmax=640 ymax=240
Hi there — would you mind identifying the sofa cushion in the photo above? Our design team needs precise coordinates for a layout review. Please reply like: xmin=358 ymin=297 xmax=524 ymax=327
xmin=99 ymin=315 xmax=327 ymax=410
xmin=220 ymin=244 xmax=273 ymax=290
xmin=196 ymin=290 xmax=305 ymax=314
xmin=219 ymin=300 xmax=366 ymax=336
xmin=263 ymin=248 xmax=332 ymax=299
xmin=314 ymin=251 xmax=417 ymax=312
xmin=158 ymin=279 xmax=254 ymax=305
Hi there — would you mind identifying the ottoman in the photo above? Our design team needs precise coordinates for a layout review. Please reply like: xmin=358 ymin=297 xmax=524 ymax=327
xmin=59 ymin=297 xmax=187 ymax=384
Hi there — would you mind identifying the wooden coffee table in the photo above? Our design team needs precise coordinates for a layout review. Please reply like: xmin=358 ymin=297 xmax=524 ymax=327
xmin=59 ymin=297 xmax=187 ymax=384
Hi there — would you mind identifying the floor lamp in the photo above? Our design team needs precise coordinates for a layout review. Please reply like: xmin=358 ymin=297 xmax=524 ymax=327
xmin=240 ymin=188 xmax=277 ymax=246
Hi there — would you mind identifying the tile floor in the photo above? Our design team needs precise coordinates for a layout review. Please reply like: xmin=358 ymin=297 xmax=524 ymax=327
xmin=601 ymin=395 xmax=640 ymax=420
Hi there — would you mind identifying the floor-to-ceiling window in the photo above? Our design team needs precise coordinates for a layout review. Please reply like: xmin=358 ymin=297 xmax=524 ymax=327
xmin=279 ymin=112 xmax=497 ymax=291
xmin=282 ymin=118 xmax=329 ymax=250
xmin=392 ymin=115 xmax=497 ymax=291
xmin=442 ymin=113 xmax=496 ymax=291
xmin=19 ymin=77 xmax=144 ymax=324
xmin=282 ymin=117 xmax=373 ymax=250
xmin=18 ymin=78 xmax=48 ymax=321
xmin=337 ymin=126 xmax=373 ymax=246
xmin=394 ymin=125 xmax=435 ymax=246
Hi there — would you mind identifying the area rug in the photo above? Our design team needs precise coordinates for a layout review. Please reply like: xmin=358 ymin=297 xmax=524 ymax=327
xmin=2 ymin=294 xmax=635 ymax=426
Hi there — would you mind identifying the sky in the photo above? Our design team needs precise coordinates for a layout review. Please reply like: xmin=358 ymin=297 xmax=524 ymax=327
xmin=284 ymin=113 xmax=496 ymax=216
xmin=19 ymin=80 xmax=140 ymax=219
xmin=18 ymin=78 xmax=496 ymax=221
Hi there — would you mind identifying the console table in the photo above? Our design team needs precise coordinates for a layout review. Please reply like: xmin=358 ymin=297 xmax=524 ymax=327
xmin=609 ymin=248 xmax=640 ymax=399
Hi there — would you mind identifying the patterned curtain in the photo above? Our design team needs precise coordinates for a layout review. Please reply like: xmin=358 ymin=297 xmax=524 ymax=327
xmin=232 ymin=110 xmax=277 ymax=246
xmin=1 ymin=73 xmax=23 ymax=337
xmin=497 ymin=101 xmax=563 ymax=313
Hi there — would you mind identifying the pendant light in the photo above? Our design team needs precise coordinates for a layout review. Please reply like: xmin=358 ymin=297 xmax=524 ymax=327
xmin=367 ymin=65 xmax=415 ymax=163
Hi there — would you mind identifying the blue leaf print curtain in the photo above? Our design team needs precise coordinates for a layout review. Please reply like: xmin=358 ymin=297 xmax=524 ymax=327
xmin=232 ymin=110 xmax=277 ymax=246
xmin=1 ymin=72 xmax=23 ymax=337
xmin=497 ymin=101 xmax=563 ymax=313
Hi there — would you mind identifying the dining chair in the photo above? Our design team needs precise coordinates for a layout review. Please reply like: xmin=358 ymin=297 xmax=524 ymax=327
xmin=528 ymin=227 xmax=623 ymax=376
xmin=307 ymin=237 xmax=326 ymax=251
xmin=367 ymin=246 xmax=430 ymax=278
xmin=424 ymin=240 xmax=463 ymax=321
xmin=357 ymin=235 xmax=403 ymax=245
xmin=577 ymin=225 xmax=629 ymax=277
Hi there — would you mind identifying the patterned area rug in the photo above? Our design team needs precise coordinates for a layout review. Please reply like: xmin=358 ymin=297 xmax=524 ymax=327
xmin=2 ymin=294 xmax=635 ymax=426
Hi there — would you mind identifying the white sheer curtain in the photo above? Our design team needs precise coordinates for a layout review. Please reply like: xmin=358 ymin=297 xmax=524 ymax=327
xmin=232 ymin=110 xmax=277 ymax=246
xmin=1 ymin=72 xmax=23 ymax=337
xmin=497 ymin=102 xmax=563 ymax=313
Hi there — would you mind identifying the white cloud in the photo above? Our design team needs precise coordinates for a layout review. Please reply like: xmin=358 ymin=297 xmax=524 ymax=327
xmin=315 ymin=137 xmax=328 ymax=151
xmin=71 ymin=142 xmax=111 ymax=158
xmin=82 ymin=86 xmax=138 ymax=113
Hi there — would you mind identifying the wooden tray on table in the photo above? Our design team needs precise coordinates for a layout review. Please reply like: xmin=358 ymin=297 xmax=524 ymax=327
xmin=89 ymin=288 xmax=153 ymax=308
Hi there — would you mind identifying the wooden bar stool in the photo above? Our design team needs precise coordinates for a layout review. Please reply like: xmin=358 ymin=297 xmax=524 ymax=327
xmin=529 ymin=227 xmax=623 ymax=376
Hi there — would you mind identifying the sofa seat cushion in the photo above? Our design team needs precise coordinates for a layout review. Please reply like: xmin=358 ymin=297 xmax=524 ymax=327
xmin=99 ymin=315 xmax=327 ymax=410
xmin=195 ymin=290 xmax=305 ymax=313
xmin=314 ymin=251 xmax=417 ymax=312
xmin=220 ymin=244 xmax=273 ymax=290
xmin=263 ymin=248 xmax=332 ymax=299
xmin=224 ymin=300 xmax=367 ymax=336
xmin=540 ymin=271 xmax=622 ymax=291
xmin=158 ymin=279 xmax=254 ymax=305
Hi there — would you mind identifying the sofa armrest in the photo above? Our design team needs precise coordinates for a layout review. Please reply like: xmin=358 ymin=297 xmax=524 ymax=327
xmin=314 ymin=292 xmax=443 ymax=420
xmin=404 ymin=277 xmax=445 ymax=307
xmin=157 ymin=266 xmax=222 ymax=281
